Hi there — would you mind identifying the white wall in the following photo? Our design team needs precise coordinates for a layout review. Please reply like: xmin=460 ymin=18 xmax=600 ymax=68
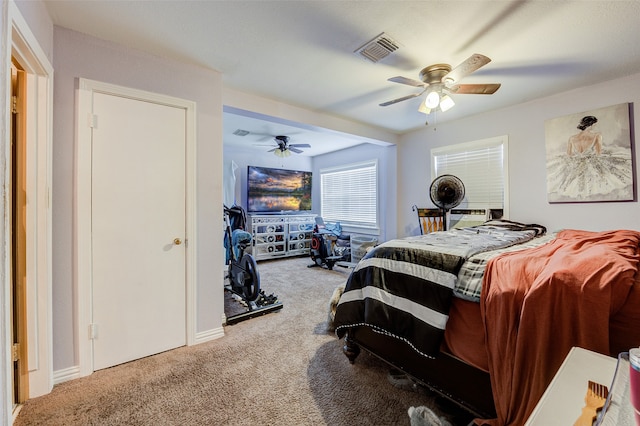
xmin=51 ymin=26 xmax=224 ymax=371
xmin=14 ymin=0 xmax=52 ymax=62
xmin=397 ymin=73 xmax=640 ymax=237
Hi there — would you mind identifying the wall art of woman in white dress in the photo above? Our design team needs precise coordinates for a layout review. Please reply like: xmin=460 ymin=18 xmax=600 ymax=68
xmin=545 ymin=103 xmax=634 ymax=202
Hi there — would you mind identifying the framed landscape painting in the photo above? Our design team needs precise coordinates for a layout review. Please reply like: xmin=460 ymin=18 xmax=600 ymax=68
xmin=544 ymin=103 xmax=635 ymax=203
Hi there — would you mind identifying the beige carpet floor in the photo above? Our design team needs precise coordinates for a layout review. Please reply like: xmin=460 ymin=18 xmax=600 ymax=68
xmin=14 ymin=256 xmax=471 ymax=425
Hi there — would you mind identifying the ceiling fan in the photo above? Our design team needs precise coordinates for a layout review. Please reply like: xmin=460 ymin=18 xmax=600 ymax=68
xmin=267 ymin=135 xmax=311 ymax=158
xmin=380 ymin=53 xmax=500 ymax=114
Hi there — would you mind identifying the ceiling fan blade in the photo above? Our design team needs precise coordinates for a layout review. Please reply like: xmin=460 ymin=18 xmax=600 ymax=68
xmin=388 ymin=76 xmax=427 ymax=88
xmin=289 ymin=147 xmax=303 ymax=154
xmin=252 ymin=134 xmax=276 ymax=142
xmin=289 ymin=143 xmax=311 ymax=148
xmin=443 ymin=53 xmax=491 ymax=84
xmin=380 ymin=90 xmax=426 ymax=107
xmin=447 ymin=83 xmax=501 ymax=94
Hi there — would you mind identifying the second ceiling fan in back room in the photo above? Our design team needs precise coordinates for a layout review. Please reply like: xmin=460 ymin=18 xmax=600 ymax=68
xmin=260 ymin=135 xmax=311 ymax=158
xmin=379 ymin=53 xmax=501 ymax=116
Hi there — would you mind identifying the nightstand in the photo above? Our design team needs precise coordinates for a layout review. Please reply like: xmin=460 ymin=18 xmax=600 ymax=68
xmin=525 ymin=347 xmax=617 ymax=426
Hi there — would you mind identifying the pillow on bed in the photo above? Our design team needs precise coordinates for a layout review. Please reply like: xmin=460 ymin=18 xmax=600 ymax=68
xmin=480 ymin=219 xmax=547 ymax=236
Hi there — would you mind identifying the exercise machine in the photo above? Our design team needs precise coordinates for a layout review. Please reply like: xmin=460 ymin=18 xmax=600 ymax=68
xmin=224 ymin=205 xmax=282 ymax=324
xmin=308 ymin=216 xmax=352 ymax=270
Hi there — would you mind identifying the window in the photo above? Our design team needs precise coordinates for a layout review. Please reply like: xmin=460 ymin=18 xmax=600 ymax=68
xmin=431 ymin=135 xmax=508 ymax=216
xmin=320 ymin=160 xmax=378 ymax=231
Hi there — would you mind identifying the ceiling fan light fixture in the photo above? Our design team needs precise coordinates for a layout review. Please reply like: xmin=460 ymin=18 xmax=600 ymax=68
xmin=425 ymin=91 xmax=440 ymax=109
xmin=274 ymin=148 xmax=291 ymax=158
xmin=440 ymin=95 xmax=455 ymax=112
xmin=380 ymin=54 xmax=498 ymax=120
xmin=418 ymin=102 xmax=431 ymax=115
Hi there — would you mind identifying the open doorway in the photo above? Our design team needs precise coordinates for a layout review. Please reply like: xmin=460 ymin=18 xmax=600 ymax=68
xmin=10 ymin=58 xmax=29 ymax=410
xmin=4 ymin=4 xmax=55 ymax=420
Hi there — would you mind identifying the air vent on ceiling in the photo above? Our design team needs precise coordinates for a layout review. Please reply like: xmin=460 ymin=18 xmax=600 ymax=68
xmin=232 ymin=129 xmax=250 ymax=136
xmin=354 ymin=32 xmax=400 ymax=63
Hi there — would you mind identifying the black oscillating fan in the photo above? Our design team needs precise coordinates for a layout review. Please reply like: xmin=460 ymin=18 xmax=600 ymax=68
xmin=429 ymin=174 xmax=465 ymax=231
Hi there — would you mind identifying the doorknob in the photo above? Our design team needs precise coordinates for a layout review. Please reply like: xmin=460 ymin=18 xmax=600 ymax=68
xmin=174 ymin=238 xmax=182 ymax=245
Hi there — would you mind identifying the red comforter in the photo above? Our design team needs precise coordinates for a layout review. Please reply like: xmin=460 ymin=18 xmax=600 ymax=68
xmin=480 ymin=229 xmax=640 ymax=426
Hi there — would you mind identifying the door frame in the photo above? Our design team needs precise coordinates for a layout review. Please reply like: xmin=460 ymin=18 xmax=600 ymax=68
xmin=75 ymin=78 xmax=197 ymax=377
xmin=11 ymin=59 xmax=29 ymax=408
xmin=4 ymin=1 xmax=54 ymax=420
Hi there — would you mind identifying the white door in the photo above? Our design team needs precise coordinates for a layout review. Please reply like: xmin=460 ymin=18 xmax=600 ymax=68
xmin=90 ymin=92 xmax=186 ymax=370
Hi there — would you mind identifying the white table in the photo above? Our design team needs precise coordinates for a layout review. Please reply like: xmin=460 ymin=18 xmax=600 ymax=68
xmin=525 ymin=347 xmax=617 ymax=426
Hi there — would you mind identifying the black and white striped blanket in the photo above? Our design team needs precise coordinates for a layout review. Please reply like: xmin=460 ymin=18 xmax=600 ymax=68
xmin=334 ymin=221 xmax=546 ymax=358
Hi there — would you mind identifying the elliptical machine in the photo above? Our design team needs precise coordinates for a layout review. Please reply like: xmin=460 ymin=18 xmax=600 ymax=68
xmin=224 ymin=205 xmax=282 ymax=324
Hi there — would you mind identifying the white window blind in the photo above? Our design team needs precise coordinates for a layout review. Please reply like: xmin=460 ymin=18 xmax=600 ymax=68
xmin=320 ymin=160 xmax=378 ymax=229
xmin=431 ymin=136 xmax=508 ymax=210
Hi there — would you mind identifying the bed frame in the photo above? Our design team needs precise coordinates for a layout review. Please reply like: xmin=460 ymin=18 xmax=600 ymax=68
xmin=342 ymin=326 xmax=496 ymax=420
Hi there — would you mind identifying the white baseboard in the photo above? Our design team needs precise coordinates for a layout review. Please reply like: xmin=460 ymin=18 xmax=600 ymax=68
xmin=53 ymin=365 xmax=81 ymax=385
xmin=51 ymin=328 xmax=224 ymax=387
xmin=194 ymin=326 xmax=225 ymax=344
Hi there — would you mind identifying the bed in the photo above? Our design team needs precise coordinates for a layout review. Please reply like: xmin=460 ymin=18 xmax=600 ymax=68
xmin=333 ymin=220 xmax=640 ymax=425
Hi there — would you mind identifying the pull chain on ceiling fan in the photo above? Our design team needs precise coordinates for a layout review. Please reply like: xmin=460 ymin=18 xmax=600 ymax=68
xmin=380 ymin=53 xmax=501 ymax=115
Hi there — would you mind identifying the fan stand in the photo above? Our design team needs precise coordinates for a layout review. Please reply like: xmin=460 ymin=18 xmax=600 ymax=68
xmin=441 ymin=208 xmax=447 ymax=231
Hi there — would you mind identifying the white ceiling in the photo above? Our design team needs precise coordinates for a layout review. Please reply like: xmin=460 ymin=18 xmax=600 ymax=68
xmin=44 ymin=1 xmax=640 ymax=156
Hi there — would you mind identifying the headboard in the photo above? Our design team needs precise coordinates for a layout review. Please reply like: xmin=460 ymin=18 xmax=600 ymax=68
xmin=450 ymin=208 xmax=489 ymax=229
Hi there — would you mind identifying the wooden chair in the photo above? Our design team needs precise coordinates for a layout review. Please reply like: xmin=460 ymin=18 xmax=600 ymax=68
xmin=415 ymin=208 xmax=444 ymax=234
